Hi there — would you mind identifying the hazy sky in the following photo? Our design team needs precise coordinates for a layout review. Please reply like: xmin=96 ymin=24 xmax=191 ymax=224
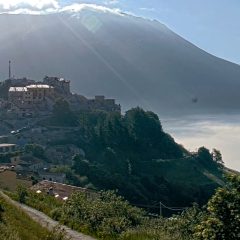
xmin=0 ymin=0 xmax=239 ymax=64
xmin=62 ymin=0 xmax=240 ymax=65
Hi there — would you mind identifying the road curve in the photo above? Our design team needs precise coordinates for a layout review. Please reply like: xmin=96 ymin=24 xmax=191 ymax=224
xmin=0 ymin=191 xmax=96 ymax=240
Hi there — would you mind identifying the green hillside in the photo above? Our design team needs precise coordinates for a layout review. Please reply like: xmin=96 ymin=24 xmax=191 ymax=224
xmin=42 ymin=103 xmax=225 ymax=209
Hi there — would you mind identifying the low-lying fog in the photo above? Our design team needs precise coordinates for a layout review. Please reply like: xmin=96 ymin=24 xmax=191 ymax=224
xmin=162 ymin=114 xmax=240 ymax=172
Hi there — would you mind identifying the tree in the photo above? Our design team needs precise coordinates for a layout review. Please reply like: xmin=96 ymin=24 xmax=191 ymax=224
xmin=24 ymin=144 xmax=45 ymax=158
xmin=212 ymin=149 xmax=224 ymax=166
xmin=72 ymin=154 xmax=90 ymax=175
xmin=194 ymin=174 xmax=240 ymax=240
xmin=124 ymin=107 xmax=162 ymax=143
xmin=16 ymin=185 xmax=28 ymax=203
xmin=197 ymin=147 xmax=213 ymax=164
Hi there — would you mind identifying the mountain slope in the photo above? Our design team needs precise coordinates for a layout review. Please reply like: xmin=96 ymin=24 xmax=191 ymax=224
xmin=0 ymin=11 xmax=240 ymax=114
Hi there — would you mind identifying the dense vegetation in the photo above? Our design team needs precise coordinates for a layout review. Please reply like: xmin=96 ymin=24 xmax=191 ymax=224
xmin=43 ymin=100 xmax=224 ymax=209
xmin=12 ymin=173 xmax=240 ymax=240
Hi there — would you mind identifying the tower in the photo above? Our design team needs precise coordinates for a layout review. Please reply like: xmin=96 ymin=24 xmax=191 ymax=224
xmin=8 ymin=60 xmax=11 ymax=79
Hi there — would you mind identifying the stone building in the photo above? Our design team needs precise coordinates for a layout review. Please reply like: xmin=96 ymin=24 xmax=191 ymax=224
xmin=88 ymin=95 xmax=121 ymax=112
xmin=8 ymin=84 xmax=54 ymax=116
xmin=9 ymin=84 xmax=54 ymax=105
xmin=26 ymin=84 xmax=54 ymax=103
xmin=43 ymin=76 xmax=70 ymax=96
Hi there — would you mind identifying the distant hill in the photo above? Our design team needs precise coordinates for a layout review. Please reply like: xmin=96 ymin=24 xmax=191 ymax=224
xmin=0 ymin=11 xmax=240 ymax=115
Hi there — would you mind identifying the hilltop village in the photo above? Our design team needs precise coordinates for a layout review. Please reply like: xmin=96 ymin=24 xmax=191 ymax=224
xmin=0 ymin=75 xmax=121 ymax=195
xmin=1 ymin=76 xmax=121 ymax=118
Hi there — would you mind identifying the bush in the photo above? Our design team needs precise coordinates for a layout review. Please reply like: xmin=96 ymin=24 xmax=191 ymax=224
xmin=194 ymin=174 xmax=240 ymax=240
xmin=59 ymin=190 xmax=145 ymax=239
xmin=16 ymin=185 xmax=28 ymax=204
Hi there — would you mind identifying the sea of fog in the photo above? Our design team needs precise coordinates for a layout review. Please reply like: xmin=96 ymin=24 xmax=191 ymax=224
xmin=162 ymin=114 xmax=240 ymax=172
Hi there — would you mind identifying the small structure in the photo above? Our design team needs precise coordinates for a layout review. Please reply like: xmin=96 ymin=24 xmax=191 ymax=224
xmin=0 ymin=143 xmax=17 ymax=153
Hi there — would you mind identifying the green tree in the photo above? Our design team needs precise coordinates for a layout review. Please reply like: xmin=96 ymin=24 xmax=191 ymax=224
xmin=60 ymin=190 xmax=144 ymax=238
xmin=197 ymin=147 xmax=216 ymax=169
xmin=25 ymin=144 xmax=45 ymax=158
xmin=212 ymin=149 xmax=224 ymax=166
xmin=72 ymin=154 xmax=90 ymax=175
xmin=16 ymin=185 xmax=28 ymax=203
xmin=194 ymin=174 xmax=240 ymax=240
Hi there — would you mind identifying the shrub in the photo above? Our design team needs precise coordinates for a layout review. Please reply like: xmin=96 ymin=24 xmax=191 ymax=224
xmin=16 ymin=185 xmax=28 ymax=204
xmin=194 ymin=174 xmax=240 ymax=240
xmin=60 ymin=190 xmax=145 ymax=239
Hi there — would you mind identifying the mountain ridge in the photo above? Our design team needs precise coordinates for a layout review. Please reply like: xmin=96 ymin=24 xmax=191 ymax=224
xmin=0 ymin=11 xmax=240 ymax=115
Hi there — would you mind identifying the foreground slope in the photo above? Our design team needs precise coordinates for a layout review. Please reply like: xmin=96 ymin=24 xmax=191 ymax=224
xmin=0 ymin=192 xmax=62 ymax=240
xmin=0 ymin=10 xmax=240 ymax=114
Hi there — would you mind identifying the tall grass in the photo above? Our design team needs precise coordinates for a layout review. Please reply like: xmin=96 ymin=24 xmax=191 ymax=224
xmin=0 ymin=196 xmax=68 ymax=240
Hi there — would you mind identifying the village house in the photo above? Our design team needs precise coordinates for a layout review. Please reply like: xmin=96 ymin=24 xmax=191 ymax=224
xmin=0 ymin=143 xmax=17 ymax=153
xmin=8 ymin=84 xmax=54 ymax=105
xmin=8 ymin=84 xmax=55 ymax=117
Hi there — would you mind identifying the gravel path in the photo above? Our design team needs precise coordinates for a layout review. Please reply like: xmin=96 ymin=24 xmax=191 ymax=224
xmin=0 ymin=191 xmax=96 ymax=240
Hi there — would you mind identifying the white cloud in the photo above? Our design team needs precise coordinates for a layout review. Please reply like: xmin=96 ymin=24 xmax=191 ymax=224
xmin=0 ymin=1 xmax=122 ymax=16
xmin=0 ymin=0 xmax=59 ymax=11
xmin=60 ymin=3 xmax=122 ymax=15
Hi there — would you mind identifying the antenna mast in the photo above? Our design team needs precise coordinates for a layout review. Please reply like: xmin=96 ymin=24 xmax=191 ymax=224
xmin=8 ymin=60 xmax=12 ymax=79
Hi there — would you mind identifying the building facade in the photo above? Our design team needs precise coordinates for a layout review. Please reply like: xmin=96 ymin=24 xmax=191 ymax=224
xmin=8 ymin=84 xmax=55 ymax=116
xmin=0 ymin=144 xmax=17 ymax=153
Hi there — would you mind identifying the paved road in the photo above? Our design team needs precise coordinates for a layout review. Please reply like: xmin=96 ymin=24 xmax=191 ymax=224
xmin=0 ymin=191 xmax=96 ymax=240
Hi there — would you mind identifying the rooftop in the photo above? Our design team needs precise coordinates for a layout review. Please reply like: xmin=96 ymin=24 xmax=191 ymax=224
xmin=26 ymin=84 xmax=53 ymax=89
xmin=0 ymin=143 xmax=16 ymax=148
xmin=31 ymin=180 xmax=97 ymax=199
xmin=9 ymin=84 xmax=53 ymax=92
xmin=9 ymin=87 xmax=28 ymax=92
